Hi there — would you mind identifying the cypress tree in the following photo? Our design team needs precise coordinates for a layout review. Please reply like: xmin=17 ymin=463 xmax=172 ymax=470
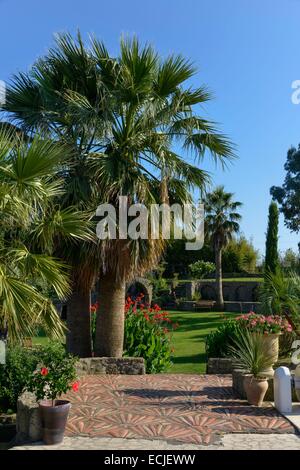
xmin=265 ymin=201 xmax=279 ymax=274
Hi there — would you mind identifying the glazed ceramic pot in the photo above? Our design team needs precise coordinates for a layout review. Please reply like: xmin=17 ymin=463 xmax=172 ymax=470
xmin=39 ymin=400 xmax=71 ymax=445
xmin=243 ymin=374 xmax=269 ymax=407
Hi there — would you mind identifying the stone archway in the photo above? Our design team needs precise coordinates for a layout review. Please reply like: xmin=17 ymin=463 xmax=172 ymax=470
xmin=126 ymin=277 xmax=153 ymax=305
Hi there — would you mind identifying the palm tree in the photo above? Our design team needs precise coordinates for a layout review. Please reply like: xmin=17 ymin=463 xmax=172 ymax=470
xmin=204 ymin=186 xmax=242 ymax=310
xmin=2 ymin=33 xmax=235 ymax=356
xmin=0 ymin=129 xmax=92 ymax=343
xmin=259 ymin=269 xmax=300 ymax=333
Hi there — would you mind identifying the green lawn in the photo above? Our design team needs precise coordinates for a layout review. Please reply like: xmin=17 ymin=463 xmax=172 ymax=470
xmin=31 ymin=310 xmax=237 ymax=375
xmin=32 ymin=336 xmax=50 ymax=346
xmin=168 ymin=310 xmax=237 ymax=374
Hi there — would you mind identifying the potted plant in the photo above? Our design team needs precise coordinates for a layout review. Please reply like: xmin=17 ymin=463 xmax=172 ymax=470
xmin=228 ymin=329 xmax=275 ymax=406
xmin=27 ymin=342 xmax=79 ymax=445
xmin=235 ymin=313 xmax=292 ymax=376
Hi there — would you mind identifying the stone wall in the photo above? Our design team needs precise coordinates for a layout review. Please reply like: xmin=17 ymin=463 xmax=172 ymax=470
xmin=206 ymin=358 xmax=233 ymax=374
xmin=172 ymin=300 xmax=261 ymax=313
xmin=174 ymin=280 xmax=261 ymax=303
xmin=76 ymin=357 xmax=145 ymax=375
xmin=224 ymin=301 xmax=261 ymax=313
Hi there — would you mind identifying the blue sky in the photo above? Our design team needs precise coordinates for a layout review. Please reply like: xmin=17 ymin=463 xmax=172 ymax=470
xmin=1 ymin=0 xmax=300 ymax=257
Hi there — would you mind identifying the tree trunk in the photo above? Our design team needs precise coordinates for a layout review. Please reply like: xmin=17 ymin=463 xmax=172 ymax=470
xmin=215 ymin=247 xmax=224 ymax=310
xmin=94 ymin=272 xmax=126 ymax=357
xmin=66 ymin=290 xmax=92 ymax=357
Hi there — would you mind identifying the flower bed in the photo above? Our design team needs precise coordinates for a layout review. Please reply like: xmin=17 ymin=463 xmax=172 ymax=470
xmin=91 ymin=294 xmax=178 ymax=373
xmin=235 ymin=312 xmax=292 ymax=335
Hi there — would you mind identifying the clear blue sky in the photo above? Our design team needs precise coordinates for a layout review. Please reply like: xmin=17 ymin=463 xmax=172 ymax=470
xmin=1 ymin=0 xmax=300 ymax=257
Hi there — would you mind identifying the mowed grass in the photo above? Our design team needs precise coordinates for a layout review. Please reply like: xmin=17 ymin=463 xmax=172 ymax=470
xmin=31 ymin=310 xmax=237 ymax=375
xmin=32 ymin=336 xmax=50 ymax=346
xmin=168 ymin=310 xmax=237 ymax=374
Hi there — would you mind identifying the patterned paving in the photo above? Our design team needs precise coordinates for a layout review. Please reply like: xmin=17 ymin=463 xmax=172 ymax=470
xmin=64 ymin=374 xmax=295 ymax=445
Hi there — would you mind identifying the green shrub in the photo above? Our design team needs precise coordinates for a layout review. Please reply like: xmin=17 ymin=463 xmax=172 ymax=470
xmin=0 ymin=342 xmax=77 ymax=412
xmin=27 ymin=342 xmax=78 ymax=404
xmin=205 ymin=320 xmax=240 ymax=358
xmin=123 ymin=296 xmax=178 ymax=373
xmin=0 ymin=346 xmax=40 ymax=412
xmin=189 ymin=260 xmax=215 ymax=279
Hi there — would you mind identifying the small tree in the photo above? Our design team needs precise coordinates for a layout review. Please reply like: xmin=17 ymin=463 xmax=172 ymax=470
xmin=265 ymin=201 xmax=279 ymax=274
xmin=188 ymin=260 xmax=215 ymax=279
xmin=271 ymin=145 xmax=300 ymax=233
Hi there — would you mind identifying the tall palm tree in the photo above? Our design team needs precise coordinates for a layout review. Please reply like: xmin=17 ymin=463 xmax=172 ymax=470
xmin=0 ymin=129 xmax=92 ymax=342
xmin=2 ymin=33 xmax=235 ymax=356
xmin=204 ymin=186 xmax=242 ymax=310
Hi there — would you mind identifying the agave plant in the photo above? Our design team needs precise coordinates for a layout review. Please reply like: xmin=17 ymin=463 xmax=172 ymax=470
xmin=0 ymin=129 xmax=93 ymax=342
xmin=228 ymin=329 xmax=275 ymax=378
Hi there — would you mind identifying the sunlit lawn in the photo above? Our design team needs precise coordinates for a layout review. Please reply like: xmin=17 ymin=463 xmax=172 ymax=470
xmin=32 ymin=336 xmax=50 ymax=346
xmin=168 ymin=310 xmax=237 ymax=374
xmin=32 ymin=310 xmax=237 ymax=375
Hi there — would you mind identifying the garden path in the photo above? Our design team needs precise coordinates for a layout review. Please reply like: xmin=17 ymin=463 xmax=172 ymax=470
xmin=62 ymin=374 xmax=295 ymax=446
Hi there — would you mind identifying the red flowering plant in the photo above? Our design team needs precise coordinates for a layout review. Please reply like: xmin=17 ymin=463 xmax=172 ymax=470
xmin=235 ymin=312 xmax=293 ymax=335
xmin=90 ymin=301 xmax=99 ymax=348
xmin=27 ymin=342 xmax=79 ymax=406
xmin=123 ymin=294 xmax=178 ymax=373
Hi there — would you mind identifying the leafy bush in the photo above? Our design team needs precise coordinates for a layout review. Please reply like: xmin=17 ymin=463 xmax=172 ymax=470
xmin=188 ymin=260 xmax=215 ymax=279
xmin=206 ymin=314 xmax=295 ymax=361
xmin=27 ymin=342 xmax=78 ymax=404
xmin=0 ymin=345 xmax=40 ymax=412
xmin=0 ymin=342 xmax=78 ymax=412
xmin=205 ymin=319 xmax=240 ymax=358
xmin=123 ymin=295 xmax=178 ymax=373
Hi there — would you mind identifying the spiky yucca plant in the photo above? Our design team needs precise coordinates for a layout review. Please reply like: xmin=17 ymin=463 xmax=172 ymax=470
xmin=228 ymin=329 xmax=275 ymax=378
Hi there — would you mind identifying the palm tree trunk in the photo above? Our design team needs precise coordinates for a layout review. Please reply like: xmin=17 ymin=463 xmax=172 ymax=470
xmin=66 ymin=290 xmax=92 ymax=357
xmin=94 ymin=271 xmax=126 ymax=357
xmin=215 ymin=247 xmax=224 ymax=310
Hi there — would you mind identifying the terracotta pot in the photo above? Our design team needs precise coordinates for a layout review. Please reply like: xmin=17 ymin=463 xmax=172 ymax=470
xmin=39 ymin=400 xmax=71 ymax=445
xmin=243 ymin=374 xmax=269 ymax=406
xmin=252 ymin=333 xmax=280 ymax=377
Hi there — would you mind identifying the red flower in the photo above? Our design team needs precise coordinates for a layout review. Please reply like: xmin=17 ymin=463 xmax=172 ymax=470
xmin=41 ymin=367 xmax=48 ymax=376
xmin=72 ymin=381 xmax=80 ymax=392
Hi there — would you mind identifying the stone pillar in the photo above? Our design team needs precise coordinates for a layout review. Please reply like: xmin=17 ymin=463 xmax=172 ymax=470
xmin=274 ymin=366 xmax=292 ymax=414
xmin=185 ymin=282 xmax=195 ymax=300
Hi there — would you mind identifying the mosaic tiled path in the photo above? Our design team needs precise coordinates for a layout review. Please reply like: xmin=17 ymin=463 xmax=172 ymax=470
xmin=64 ymin=374 xmax=295 ymax=446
